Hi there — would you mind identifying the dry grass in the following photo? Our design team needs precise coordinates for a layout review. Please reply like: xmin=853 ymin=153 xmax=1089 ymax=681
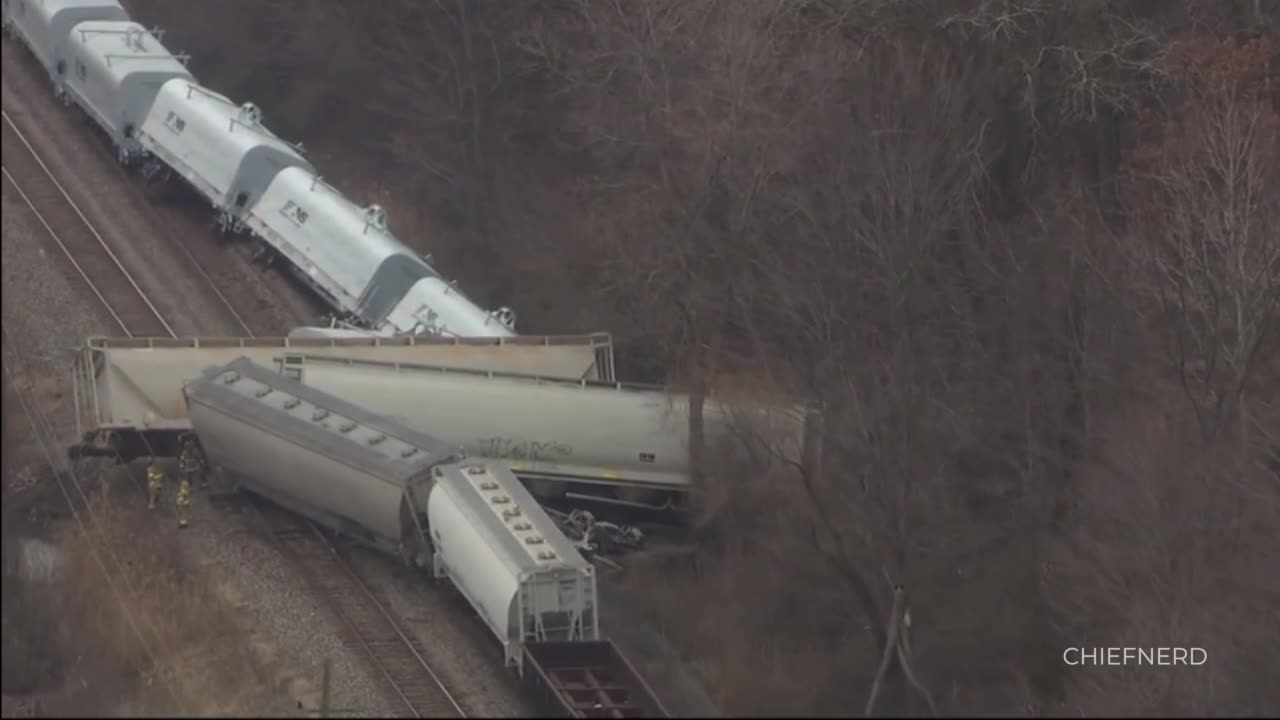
xmin=52 ymin=471 xmax=287 ymax=716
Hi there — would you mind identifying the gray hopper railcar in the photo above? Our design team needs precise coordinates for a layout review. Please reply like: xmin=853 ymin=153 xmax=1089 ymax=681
xmin=181 ymin=357 xmax=643 ymax=696
xmin=184 ymin=358 xmax=667 ymax=716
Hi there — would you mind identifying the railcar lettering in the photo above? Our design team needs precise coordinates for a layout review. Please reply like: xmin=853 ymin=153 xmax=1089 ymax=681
xmin=475 ymin=436 xmax=573 ymax=462
xmin=639 ymin=452 xmax=656 ymax=463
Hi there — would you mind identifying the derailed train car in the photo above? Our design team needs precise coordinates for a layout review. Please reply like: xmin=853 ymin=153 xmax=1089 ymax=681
xmin=183 ymin=357 xmax=667 ymax=716
xmin=276 ymin=354 xmax=822 ymax=511
xmin=69 ymin=333 xmax=817 ymax=511
xmin=183 ymin=357 xmax=600 ymax=665
xmin=70 ymin=333 xmax=616 ymax=460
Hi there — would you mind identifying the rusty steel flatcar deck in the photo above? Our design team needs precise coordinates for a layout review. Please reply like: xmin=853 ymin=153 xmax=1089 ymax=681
xmin=523 ymin=641 xmax=670 ymax=718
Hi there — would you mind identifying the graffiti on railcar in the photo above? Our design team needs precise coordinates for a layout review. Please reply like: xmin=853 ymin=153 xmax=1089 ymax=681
xmin=474 ymin=436 xmax=573 ymax=463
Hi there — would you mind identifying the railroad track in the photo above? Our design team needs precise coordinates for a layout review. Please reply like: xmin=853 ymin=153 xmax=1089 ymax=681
xmin=268 ymin=514 xmax=467 ymax=718
xmin=1 ymin=109 xmax=174 ymax=338
xmin=207 ymin=493 xmax=465 ymax=718
xmin=4 ymin=95 xmax=465 ymax=716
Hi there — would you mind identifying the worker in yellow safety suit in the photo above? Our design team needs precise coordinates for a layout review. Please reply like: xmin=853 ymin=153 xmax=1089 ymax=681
xmin=179 ymin=436 xmax=205 ymax=488
xmin=146 ymin=459 xmax=165 ymax=510
xmin=175 ymin=477 xmax=192 ymax=529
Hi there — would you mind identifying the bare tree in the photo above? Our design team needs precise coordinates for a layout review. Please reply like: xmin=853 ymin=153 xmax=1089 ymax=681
xmin=1122 ymin=35 xmax=1280 ymax=447
xmin=115 ymin=1 xmax=1280 ymax=714
xmin=516 ymin=0 xmax=807 ymax=374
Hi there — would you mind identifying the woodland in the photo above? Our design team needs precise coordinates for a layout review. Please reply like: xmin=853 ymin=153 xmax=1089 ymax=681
xmin=124 ymin=1 xmax=1280 ymax=715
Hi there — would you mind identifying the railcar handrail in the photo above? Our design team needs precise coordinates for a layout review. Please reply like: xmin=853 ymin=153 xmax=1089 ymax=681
xmin=84 ymin=332 xmax=614 ymax=350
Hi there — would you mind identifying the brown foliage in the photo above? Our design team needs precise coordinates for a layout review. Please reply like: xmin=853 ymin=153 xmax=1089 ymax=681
xmin=123 ymin=0 xmax=1280 ymax=714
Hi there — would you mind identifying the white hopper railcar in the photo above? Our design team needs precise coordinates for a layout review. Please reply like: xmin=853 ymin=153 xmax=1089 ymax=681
xmin=275 ymin=353 xmax=820 ymax=510
xmin=69 ymin=333 xmax=617 ymax=461
xmin=1 ymin=0 xmax=128 ymax=93
xmin=60 ymin=20 xmax=192 ymax=163
xmin=428 ymin=461 xmax=598 ymax=669
xmin=182 ymin=356 xmax=600 ymax=672
xmin=244 ymin=168 xmax=517 ymax=336
xmin=135 ymin=78 xmax=313 ymax=229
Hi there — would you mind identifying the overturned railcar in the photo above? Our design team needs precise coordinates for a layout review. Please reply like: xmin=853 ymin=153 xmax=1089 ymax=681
xmin=183 ymin=358 xmax=666 ymax=717
xmin=70 ymin=333 xmax=616 ymax=460
xmin=276 ymin=353 xmax=822 ymax=511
